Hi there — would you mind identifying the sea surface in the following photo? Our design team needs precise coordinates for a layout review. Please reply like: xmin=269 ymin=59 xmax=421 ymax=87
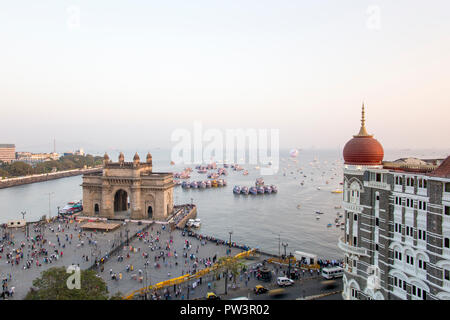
xmin=0 ymin=148 xmax=448 ymax=259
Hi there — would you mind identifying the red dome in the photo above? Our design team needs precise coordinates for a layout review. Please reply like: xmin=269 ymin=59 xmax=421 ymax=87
xmin=343 ymin=135 xmax=384 ymax=165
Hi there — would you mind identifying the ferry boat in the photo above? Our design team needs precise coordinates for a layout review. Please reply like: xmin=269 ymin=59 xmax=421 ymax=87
xmin=217 ymin=179 xmax=224 ymax=187
xmin=243 ymin=170 xmax=249 ymax=175
xmin=257 ymin=186 xmax=265 ymax=194
xmin=206 ymin=180 xmax=212 ymax=188
xmin=233 ymin=186 xmax=241 ymax=194
xmin=199 ymin=181 xmax=207 ymax=189
xmin=211 ymin=180 xmax=219 ymax=187
xmin=197 ymin=169 xmax=208 ymax=174
xmin=190 ymin=181 xmax=198 ymax=188
xmin=249 ymin=186 xmax=258 ymax=195
xmin=271 ymin=185 xmax=278 ymax=193
xmin=186 ymin=219 xmax=195 ymax=227
xmin=264 ymin=185 xmax=272 ymax=194
xmin=327 ymin=224 xmax=332 ymax=228
xmin=241 ymin=186 xmax=249 ymax=195
xmin=315 ymin=211 xmax=324 ymax=215
xmin=223 ymin=163 xmax=229 ymax=168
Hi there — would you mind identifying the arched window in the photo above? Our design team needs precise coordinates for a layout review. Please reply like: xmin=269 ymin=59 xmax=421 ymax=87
xmin=349 ymin=181 xmax=361 ymax=204
xmin=94 ymin=203 xmax=99 ymax=214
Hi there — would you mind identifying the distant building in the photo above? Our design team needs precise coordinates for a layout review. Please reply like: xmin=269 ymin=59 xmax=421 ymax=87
xmin=0 ymin=144 xmax=16 ymax=163
xmin=16 ymin=152 xmax=60 ymax=163
xmin=340 ymin=104 xmax=450 ymax=300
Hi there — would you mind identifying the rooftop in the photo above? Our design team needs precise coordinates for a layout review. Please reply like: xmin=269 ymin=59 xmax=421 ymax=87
xmin=428 ymin=156 xmax=450 ymax=178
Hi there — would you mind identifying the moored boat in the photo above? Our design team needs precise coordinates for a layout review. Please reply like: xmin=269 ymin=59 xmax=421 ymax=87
xmin=233 ymin=186 xmax=241 ymax=194
xmin=249 ymin=187 xmax=258 ymax=195
xmin=241 ymin=186 xmax=249 ymax=195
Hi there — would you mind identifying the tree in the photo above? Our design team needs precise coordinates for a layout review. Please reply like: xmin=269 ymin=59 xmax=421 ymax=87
xmin=213 ymin=257 xmax=243 ymax=295
xmin=25 ymin=267 xmax=109 ymax=300
xmin=7 ymin=161 xmax=33 ymax=176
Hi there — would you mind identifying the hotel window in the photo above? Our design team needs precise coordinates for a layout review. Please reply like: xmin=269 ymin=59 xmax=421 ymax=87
xmin=395 ymin=223 xmax=402 ymax=234
xmin=445 ymin=206 xmax=450 ymax=216
xmin=353 ymin=260 xmax=357 ymax=268
xmin=375 ymin=217 xmax=379 ymax=227
xmin=406 ymin=226 xmax=414 ymax=237
xmin=395 ymin=176 xmax=403 ymax=185
xmin=394 ymin=277 xmax=406 ymax=291
xmin=406 ymin=254 xmax=414 ymax=266
xmin=418 ymin=201 xmax=427 ymax=211
xmin=445 ymin=269 xmax=450 ymax=281
xmin=353 ymin=236 xmax=357 ymax=246
xmin=376 ymin=173 xmax=382 ymax=182
xmin=418 ymin=229 xmax=427 ymax=241
xmin=445 ymin=238 xmax=450 ymax=249
xmin=445 ymin=183 xmax=450 ymax=193
xmin=406 ymin=177 xmax=415 ymax=187
xmin=412 ymin=285 xmax=426 ymax=300
xmin=351 ymin=288 xmax=358 ymax=298
xmin=394 ymin=250 xmax=402 ymax=261
xmin=418 ymin=259 xmax=427 ymax=271
xmin=395 ymin=197 xmax=401 ymax=205
xmin=406 ymin=198 xmax=414 ymax=209
xmin=375 ymin=244 xmax=379 ymax=251
xmin=418 ymin=179 xmax=427 ymax=189
xmin=354 ymin=214 xmax=358 ymax=221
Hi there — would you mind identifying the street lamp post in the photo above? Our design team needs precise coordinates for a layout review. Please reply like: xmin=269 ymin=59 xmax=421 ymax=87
xmin=281 ymin=242 xmax=288 ymax=259
xmin=46 ymin=192 xmax=54 ymax=219
xmin=228 ymin=231 xmax=233 ymax=248
xmin=288 ymin=252 xmax=292 ymax=279
xmin=126 ymin=228 xmax=130 ymax=246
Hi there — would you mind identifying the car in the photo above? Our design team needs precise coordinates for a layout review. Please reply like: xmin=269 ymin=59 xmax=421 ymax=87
xmin=254 ymin=285 xmax=269 ymax=294
xmin=206 ymin=292 xmax=221 ymax=300
xmin=276 ymin=276 xmax=294 ymax=287
xmin=268 ymin=288 xmax=286 ymax=297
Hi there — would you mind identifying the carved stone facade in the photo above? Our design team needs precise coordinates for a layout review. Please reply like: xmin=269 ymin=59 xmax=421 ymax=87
xmin=81 ymin=152 xmax=174 ymax=221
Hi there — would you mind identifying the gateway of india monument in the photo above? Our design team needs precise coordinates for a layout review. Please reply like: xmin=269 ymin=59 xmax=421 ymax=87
xmin=81 ymin=152 xmax=174 ymax=221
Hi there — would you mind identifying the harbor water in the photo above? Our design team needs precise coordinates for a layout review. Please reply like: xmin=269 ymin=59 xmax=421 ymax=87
xmin=0 ymin=148 xmax=447 ymax=259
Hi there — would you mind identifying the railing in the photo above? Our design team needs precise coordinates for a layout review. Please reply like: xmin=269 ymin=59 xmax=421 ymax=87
xmin=338 ymin=237 xmax=369 ymax=257
xmin=364 ymin=180 xmax=390 ymax=190
xmin=343 ymin=202 xmax=363 ymax=213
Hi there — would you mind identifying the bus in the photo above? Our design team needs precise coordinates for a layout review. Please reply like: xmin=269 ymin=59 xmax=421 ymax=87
xmin=321 ymin=266 xmax=343 ymax=279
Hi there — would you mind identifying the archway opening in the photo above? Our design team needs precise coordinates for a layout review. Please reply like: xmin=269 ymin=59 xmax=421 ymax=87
xmin=94 ymin=203 xmax=99 ymax=214
xmin=114 ymin=189 xmax=129 ymax=212
xmin=147 ymin=206 xmax=153 ymax=219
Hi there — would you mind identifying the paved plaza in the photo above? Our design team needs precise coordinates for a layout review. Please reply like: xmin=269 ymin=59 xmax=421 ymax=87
xmin=0 ymin=217 xmax=147 ymax=300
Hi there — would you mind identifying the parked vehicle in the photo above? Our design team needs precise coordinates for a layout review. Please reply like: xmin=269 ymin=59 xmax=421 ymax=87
xmin=321 ymin=266 xmax=343 ymax=279
xmin=277 ymin=276 xmax=294 ymax=287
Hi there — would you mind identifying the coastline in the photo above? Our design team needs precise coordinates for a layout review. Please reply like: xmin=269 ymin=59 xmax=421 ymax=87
xmin=0 ymin=167 xmax=102 ymax=189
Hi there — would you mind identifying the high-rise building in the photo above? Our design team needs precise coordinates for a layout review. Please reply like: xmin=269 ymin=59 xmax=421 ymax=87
xmin=0 ymin=144 xmax=16 ymax=163
xmin=339 ymin=105 xmax=450 ymax=300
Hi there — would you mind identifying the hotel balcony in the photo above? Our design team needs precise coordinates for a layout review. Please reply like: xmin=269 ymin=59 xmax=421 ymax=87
xmin=363 ymin=180 xmax=390 ymax=190
xmin=343 ymin=201 xmax=363 ymax=213
xmin=338 ymin=236 xmax=370 ymax=257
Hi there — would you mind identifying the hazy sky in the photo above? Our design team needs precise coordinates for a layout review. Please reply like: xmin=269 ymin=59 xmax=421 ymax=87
xmin=1 ymin=1 xmax=449 ymax=153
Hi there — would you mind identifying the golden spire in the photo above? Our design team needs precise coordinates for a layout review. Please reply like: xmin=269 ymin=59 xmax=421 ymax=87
xmin=355 ymin=102 xmax=372 ymax=137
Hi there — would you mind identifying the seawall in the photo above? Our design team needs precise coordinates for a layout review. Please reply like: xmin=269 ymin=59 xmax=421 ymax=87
xmin=0 ymin=167 xmax=102 ymax=189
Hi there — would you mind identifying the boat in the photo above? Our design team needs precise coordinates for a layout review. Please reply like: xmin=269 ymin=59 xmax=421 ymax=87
xmin=327 ymin=224 xmax=332 ymax=228
xmin=199 ymin=181 xmax=207 ymax=189
xmin=192 ymin=218 xmax=201 ymax=228
xmin=241 ymin=186 xmax=249 ymax=195
xmin=341 ymin=226 xmax=345 ymax=230
xmin=182 ymin=181 xmax=191 ymax=189
xmin=217 ymin=179 xmax=224 ymax=187
xmin=264 ymin=185 xmax=272 ymax=194
xmin=233 ymin=186 xmax=241 ymax=194
xmin=335 ymin=223 xmax=340 ymax=227
xmin=255 ymin=178 xmax=264 ymax=187
xmin=249 ymin=186 xmax=258 ymax=195
xmin=317 ymin=187 xmax=321 ymax=190
xmin=206 ymin=180 xmax=212 ymax=188
xmin=257 ymin=186 xmax=265 ymax=194
xmin=297 ymin=204 xmax=301 ymax=209
xmin=243 ymin=170 xmax=249 ymax=175
xmin=197 ymin=169 xmax=208 ymax=174
xmin=334 ymin=206 xmax=342 ymax=209
xmin=222 ymin=179 xmax=227 ymax=186
xmin=331 ymin=189 xmax=343 ymax=194
xmin=170 ymin=161 xmax=175 ymax=165
xmin=186 ymin=219 xmax=195 ymax=227
xmin=316 ymin=216 xmax=320 ymax=220
xmin=190 ymin=181 xmax=198 ymax=188
xmin=211 ymin=180 xmax=218 ymax=187
xmin=271 ymin=185 xmax=278 ymax=193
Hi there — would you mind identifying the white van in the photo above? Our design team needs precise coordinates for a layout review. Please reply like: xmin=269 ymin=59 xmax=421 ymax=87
xmin=277 ymin=276 xmax=294 ymax=287
xmin=321 ymin=266 xmax=343 ymax=279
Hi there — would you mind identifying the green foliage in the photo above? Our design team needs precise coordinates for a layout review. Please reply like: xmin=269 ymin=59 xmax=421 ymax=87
xmin=0 ymin=154 xmax=103 ymax=177
xmin=25 ymin=267 xmax=109 ymax=300
xmin=214 ymin=256 xmax=242 ymax=284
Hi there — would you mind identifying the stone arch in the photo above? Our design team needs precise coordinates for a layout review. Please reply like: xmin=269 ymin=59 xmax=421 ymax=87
xmin=114 ymin=189 xmax=129 ymax=212
xmin=348 ymin=179 xmax=362 ymax=204
xmin=347 ymin=278 xmax=361 ymax=300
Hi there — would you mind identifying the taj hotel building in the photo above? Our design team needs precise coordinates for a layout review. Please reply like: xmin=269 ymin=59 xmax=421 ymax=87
xmin=339 ymin=105 xmax=450 ymax=300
